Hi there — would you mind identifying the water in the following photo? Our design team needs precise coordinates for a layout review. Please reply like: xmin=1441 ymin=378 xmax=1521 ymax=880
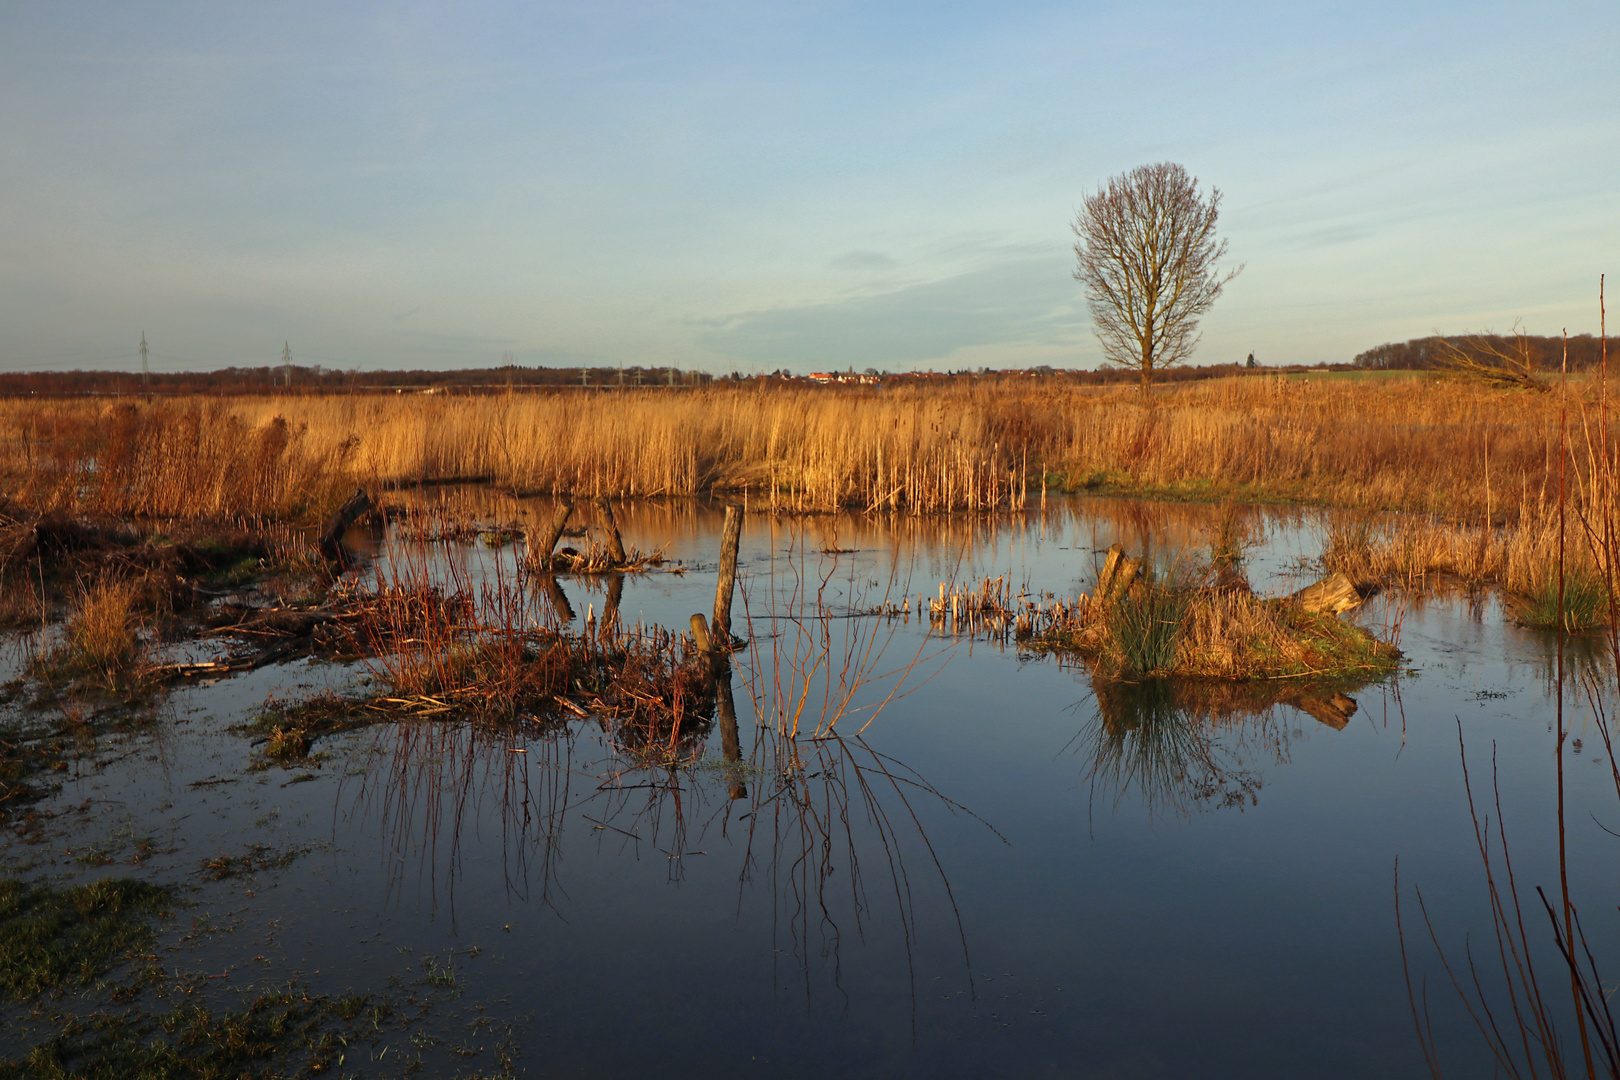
xmin=4 ymin=494 xmax=1615 ymax=1078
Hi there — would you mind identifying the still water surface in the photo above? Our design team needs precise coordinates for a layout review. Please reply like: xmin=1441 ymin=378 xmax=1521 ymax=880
xmin=6 ymin=495 xmax=1616 ymax=1078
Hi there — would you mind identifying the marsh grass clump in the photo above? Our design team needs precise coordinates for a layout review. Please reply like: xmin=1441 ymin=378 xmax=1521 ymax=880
xmin=241 ymin=696 xmax=375 ymax=766
xmin=1105 ymin=585 xmax=1190 ymax=678
xmin=1511 ymin=569 xmax=1610 ymax=632
xmin=1025 ymin=572 xmax=1400 ymax=685
xmin=64 ymin=579 xmax=142 ymax=679
xmin=0 ymin=878 xmax=172 ymax=1002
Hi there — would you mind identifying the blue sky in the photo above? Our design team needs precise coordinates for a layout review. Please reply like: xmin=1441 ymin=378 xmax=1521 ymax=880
xmin=0 ymin=1 xmax=1614 ymax=374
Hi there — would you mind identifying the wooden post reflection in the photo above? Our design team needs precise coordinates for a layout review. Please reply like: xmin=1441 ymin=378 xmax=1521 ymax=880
xmin=538 ymin=574 xmax=575 ymax=624
xmin=601 ymin=573 xmax=624 ymax=640
xmin=716 ymin=664 xmax=747 ymax=800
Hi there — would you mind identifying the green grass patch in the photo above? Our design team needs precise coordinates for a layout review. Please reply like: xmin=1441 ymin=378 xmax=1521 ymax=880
xmin=0 ymin=878 xmax=173 ymax=1002
xmin=1 ymin=989 xmax=390 ymax=1080
xmin=1512 ymin=571 xmax=1610 ymax=633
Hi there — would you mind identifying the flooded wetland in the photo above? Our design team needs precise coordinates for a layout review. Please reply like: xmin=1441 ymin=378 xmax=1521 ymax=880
xmin=4 ymin=480 xmax=1617 ymax=1078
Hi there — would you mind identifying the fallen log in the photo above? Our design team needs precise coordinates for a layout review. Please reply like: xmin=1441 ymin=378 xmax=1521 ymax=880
xmin=319 ymin=488 xmax=374 ymax=562
xmin=1292 ymin=571 xmax=1361 ymax=615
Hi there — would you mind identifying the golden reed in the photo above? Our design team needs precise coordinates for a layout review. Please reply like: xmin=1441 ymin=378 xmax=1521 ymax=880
xmin=0 ymin=374 xmax=1599 ymax=522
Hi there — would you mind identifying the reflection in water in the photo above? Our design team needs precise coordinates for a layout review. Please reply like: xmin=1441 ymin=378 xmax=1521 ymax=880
xmin=1079 ymin=675 xmax=1393 ymax=817
xmin=1082 ymin=679 xmax=1269 ymax=816
xmin=345 ymin=654 xmax=985 ymax=1006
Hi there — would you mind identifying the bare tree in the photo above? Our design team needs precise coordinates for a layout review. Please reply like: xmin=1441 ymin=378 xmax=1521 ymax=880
xmin=1433 ymin=323 xmax=1550 ymax=391
xmin=1073 ymin=162 xmax=1242 ymax=393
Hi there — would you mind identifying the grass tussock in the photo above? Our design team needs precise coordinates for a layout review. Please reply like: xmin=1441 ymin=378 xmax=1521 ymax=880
xmin=0 ymin=375 xmax=1605 ymax=519
xmin=1105 ymin=584 xmax=1190 ymax=678
xmin=1022 ymin=575 xmax=1399 ymax=683
xmin=64 ymin=579 xmax=142 ymax=679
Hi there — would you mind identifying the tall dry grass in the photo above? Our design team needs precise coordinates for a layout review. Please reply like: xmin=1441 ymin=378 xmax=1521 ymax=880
xmin=0 ymin=374 xmax=1602 ymax=519
xmin=0 ymin=400 xmax=352 ymax=521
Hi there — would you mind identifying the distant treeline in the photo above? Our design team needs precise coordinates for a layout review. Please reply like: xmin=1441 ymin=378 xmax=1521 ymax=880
xmin=0 ymin=361 xmax=1361 ymax=397
xmin=0 ymin=364 xmax=718 ymax=396
xmin=1353 ymin=334 xmax=1611 ymax=372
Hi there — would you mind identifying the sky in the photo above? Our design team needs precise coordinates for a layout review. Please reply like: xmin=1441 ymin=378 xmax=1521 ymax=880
xmin=0 ymin=1 xmax=1614 ymax=375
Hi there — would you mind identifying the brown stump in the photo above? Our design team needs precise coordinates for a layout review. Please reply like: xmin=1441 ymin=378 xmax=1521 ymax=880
xmin=712 ymin=505 xmax=743 ymax=646
xmin=532 ymin=499 xmax=573 ymax=566
xmin=319 ymin=488 xmax=374 ymax=562
xmin=595 ymin=495 xmax=627 ymax=565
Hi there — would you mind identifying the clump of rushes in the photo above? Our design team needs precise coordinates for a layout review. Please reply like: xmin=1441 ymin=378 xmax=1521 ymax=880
xmin=1512 ymin=570 xmax=1609 ymax=632
xmin=64 ymin=578 xmax=142 ymax=682
xmin=263 ymin=726 xmax=312 ymax=761
xmin=0 ymin=878 xmax=172 ymax=1001
xmin=1105 ymin=585 xmax=1190 ymax=678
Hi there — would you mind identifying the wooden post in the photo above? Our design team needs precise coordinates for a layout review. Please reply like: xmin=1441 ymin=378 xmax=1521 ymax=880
xmin=712 ymin=504 xmax=743 ymax=645
xmin=689 ymin=613 xmax=713 ymax=655
xmin=318 ymin=488 xmax=373 ymax=561
xmin=532 ymin=498 xmax=573 ymax=567
xmin=595 ymin=495 xmax=627 ymax=565
xmin=1094 ymin=543 xmax=1143 ymax=603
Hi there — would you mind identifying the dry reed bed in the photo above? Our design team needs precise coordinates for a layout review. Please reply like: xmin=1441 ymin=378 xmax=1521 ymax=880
xmin=0 ymin=376 xmax=1605 ymax=521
